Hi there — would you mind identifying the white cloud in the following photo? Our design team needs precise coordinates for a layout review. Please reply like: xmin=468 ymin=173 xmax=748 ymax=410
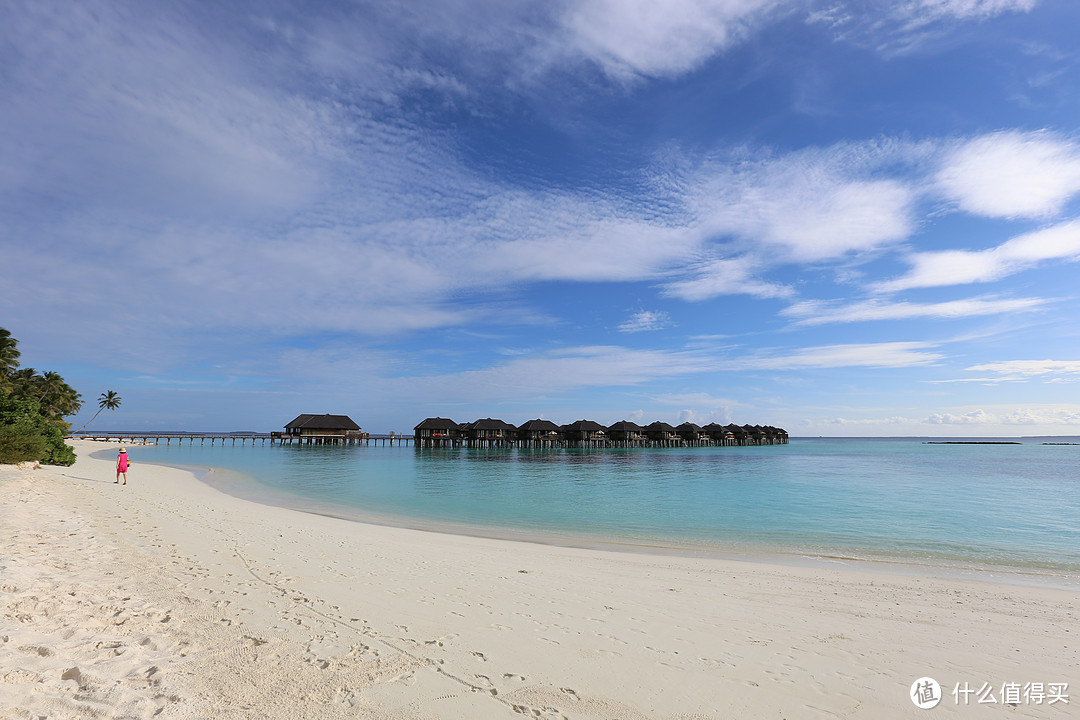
xmin=663 ymin=258 xmax=793 ymax=301
xmin=809 ymin=1 xmax=1040 ymax=56
xmin=965 ymin=359 xmax=1080 ymax=378
xmin=740 ymin=341 xmax=946 ymax=369
xmin=936 ymin=130 xmax=1080 ymax=219
xmin=393 ymin=345 xmax=715 ymax=404
xmin=560 ymin=0 xmax=783 ymax=79
xmin=928 ymin=359 xmax=1080 ymax=384
xmin=876 ymin=219 xmax=1080 ymax=291
xmin=0 ymin=1 xmax=329 ymax=218
xmin=925 ymin=409 xmax=994 ymax=424
xmin=900 ymin=0 xmax=1039 ymax=24
xmin=927 ymin=406 xmax=1080 ymax=425
xmin=618 ymin=310 xmax=673 ymax=333
xmin=782 ymin=295 xmax=1050 ymax=325
xmin=686 ymin=142 xmax=915 ymax=262
xmin=663 ymin=142 xmax=922 ymax=299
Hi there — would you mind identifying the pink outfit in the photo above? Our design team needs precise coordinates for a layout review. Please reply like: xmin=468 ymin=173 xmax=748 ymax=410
xmin=117 ymin=453 xmax=129 ymax=472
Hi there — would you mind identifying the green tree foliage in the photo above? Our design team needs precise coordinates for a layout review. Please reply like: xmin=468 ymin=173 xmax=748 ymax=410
xmin=0 ymin=328 xmax=19 ymax=376
xmin=0 ymin=395 xmax=75 ymax=465
xmin=0 ymin=327 xmax=83 ymax=466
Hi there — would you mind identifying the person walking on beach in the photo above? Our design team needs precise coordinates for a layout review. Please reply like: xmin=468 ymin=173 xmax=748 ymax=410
xmin=115 ymin=448 xmax=130 ymax=485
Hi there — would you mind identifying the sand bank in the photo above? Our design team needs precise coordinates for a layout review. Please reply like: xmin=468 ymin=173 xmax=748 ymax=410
xmin=1 ymin=440 xmax=1076 ymax=719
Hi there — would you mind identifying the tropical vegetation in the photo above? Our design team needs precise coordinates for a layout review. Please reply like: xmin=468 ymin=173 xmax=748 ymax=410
xmin=0 ymin=327 xmax=120 ymax=465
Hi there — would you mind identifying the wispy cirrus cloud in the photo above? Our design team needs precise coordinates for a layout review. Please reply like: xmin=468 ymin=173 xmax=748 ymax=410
xmin=618 ymin=310 xmax=673 ymax=333
xmin=966 ymin=359 xmax=1080 ymax=377
xmin=662 ymin=257 xmax=793 ymax=301
xmin=390 ymin=345 xmax=716 ymax=405
xmin=559 ymin=0 xmax=785 ymax=79
xmin=735 ymin=341 xmax=946 ymax=369
xmin=928 ymin=359 xmax=1080 ymax=384
xmin=875 ymin=219 xmax=1080 ymax=292
xmin=898 ymin=0 xmax=1039 ymax=23
xmin=782 ymin=295 xmax=1051 ymax=325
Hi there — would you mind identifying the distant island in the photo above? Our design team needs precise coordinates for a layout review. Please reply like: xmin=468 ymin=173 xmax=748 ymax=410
xmin=924 ymin=441 xmax=1022 ymax=445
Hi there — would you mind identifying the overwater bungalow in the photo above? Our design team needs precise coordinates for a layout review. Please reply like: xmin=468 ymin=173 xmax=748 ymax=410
xmin=742 ymin=424 xmax=766 ymax=445
xmin=411 ymin=416 xmax=786 ymax=450
xmin=675 ymin=422 xmax=708 ymax=446
xmin=644 ymin=421 xmax=680 ymax=446
xmin=724 ymin=423 xmax=748 ymax=444
xmin=275 ymin=413 xmax=363 ymax=445
xmin=607 ymin=420 xmax=646 ymax=446
xmin=414 ymin=417 xmax=461 ymax=447
xmin=562 ymin=420 xmax=607 ymax=447
xmin=462 ymin=418 xmax=517 ymax=447
xmin=517 ymin=419 xmax=561 ymax=447
xmin=702 ymin=423 xmax=735 ymax=445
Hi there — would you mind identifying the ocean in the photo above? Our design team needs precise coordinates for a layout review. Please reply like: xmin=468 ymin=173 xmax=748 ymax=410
xmin=101 ymin=437 xmax=1080 ymax=578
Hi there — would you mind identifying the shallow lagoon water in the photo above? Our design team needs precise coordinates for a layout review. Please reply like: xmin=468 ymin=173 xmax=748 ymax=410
xmin=119 ymin=437 xmax=1080 ymax=574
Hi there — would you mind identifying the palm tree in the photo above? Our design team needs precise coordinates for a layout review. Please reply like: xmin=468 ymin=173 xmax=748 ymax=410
xmin=6 ymin=367 xmax=38 ymax=399
xmin=74 ymin=390 xmax=122 ymax=434
xmin=0 ymin=327 xmax=20 ymax=377
xmin=36 ymin=371 xmax=83 ymax=419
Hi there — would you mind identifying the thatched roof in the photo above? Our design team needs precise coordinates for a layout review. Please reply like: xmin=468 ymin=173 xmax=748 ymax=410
xmin=564 ymin=420 xmax=606 ymax=433
xmin=644 ymin=421 xmax=675 ymax=432
xmin=676 ymin=422 xmax=703 ymax=433
xmin=468 ymin=418 xmax=517 ymax=431
xmin=414 ymin=417 xmax=459 ymax=431
xmin=518 ymin=419 xmax=560 ymax=433
xmin=285 ymin=413 xmax=360 ymax=431
xmin=607 ymin=420 xmax=643 ymax=432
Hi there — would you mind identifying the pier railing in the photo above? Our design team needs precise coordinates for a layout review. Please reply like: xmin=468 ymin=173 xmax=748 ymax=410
xmin=72 ymin=432 xmax=412 ymax=447
xmin=72 ymin=431 xmax=788 ymax=450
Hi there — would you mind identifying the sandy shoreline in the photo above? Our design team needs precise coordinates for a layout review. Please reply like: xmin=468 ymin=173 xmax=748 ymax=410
xmin=2 ymin=440 xmax=1077 ymax=718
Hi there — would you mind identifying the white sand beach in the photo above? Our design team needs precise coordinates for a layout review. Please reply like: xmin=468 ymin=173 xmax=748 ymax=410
xmin=2 ymin=440 xmax=1077 ymax=719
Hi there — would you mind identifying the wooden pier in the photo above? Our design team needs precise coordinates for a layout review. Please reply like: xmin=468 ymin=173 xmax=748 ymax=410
xmin=74 ymin=433 xmax=413 ymax=447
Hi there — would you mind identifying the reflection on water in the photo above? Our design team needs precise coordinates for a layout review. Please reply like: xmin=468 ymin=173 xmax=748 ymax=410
xmin=127 ymin=437 xmax=1080 ymax=572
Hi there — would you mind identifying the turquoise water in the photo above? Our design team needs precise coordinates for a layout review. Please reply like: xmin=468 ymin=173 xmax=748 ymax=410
xmin=115 ymin=437 xmax=1080 ymax=573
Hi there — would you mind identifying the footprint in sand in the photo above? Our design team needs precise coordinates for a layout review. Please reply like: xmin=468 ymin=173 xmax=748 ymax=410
xmin=471 ymin=650 xmax=487 ymax=662
xmin=18 ymin=645 xmax=53 ymax=657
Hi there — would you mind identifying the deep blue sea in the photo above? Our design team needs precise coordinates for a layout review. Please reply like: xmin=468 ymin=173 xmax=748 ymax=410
xmin=107 ymin=437 xmax=1080 ymax=576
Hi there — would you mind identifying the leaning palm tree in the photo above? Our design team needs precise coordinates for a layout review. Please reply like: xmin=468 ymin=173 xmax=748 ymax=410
xmin=74 ymin=390 xmax=122 ymax=434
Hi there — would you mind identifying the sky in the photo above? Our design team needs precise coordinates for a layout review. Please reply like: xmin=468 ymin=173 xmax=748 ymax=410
xmin=3 ymin=0 xmax=1080 ymax=436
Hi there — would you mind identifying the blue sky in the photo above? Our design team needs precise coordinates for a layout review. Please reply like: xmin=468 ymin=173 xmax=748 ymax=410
xmin=3 ymin=0 xmax=1080 ymax=436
